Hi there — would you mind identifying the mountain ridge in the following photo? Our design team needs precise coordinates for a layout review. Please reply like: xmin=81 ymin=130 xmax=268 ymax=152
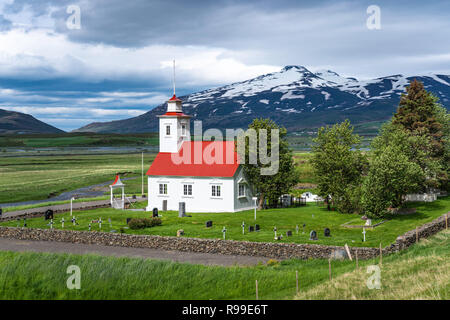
xmin=74 ymin=66 xmax=450 ymax=133
xmin=0 ymin=109 xmax=65 ymax=135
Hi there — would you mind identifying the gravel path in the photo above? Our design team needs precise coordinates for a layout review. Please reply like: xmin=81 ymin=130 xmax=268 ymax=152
xmin=0 ymin=197 xmax=144 ymax=221
xmin=0 ymin=238 xmax=269 ymax=266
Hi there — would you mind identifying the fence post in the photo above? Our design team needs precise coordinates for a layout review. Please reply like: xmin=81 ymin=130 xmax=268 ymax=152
xmin=446 ymin=213 xmax=448 ymax=230
xmin=328 ymin=259 xmax=332 ymax=281
xmin=416 ymin=227 xmax=419 ymax=243
xmin=255 ymin=280 xmax=258 ymax=300
xmin=296 ymin=270 xmax=299 ymax=295
xmin=379 ymin=242 xmax=382 ymax=266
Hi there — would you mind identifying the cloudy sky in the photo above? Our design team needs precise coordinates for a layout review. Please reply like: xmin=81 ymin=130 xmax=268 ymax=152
xmin=0 ymin=0 xmax=449 ymax=131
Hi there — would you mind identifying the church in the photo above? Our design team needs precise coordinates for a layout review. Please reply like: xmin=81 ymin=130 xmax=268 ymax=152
xmin=145 ymin=93 xmax=255 ymax=213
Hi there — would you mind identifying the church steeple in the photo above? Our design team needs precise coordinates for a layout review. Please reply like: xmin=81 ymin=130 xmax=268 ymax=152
xmin=158 ymin=60 xmax=191 ymax=153
xmin=166 ymin=60 xmax=183 ymax=113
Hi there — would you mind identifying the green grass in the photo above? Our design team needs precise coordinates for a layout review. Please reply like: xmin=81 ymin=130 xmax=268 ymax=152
xmin=296 ymin=229 xmax=450 ymax=299
xmin=0 ymin=153 xmax=155 ymax=203
xmin=0 ymin=133 xmax=159 ymax=148
xmin=0 ymin=229 xmax=447 ymax=299
xmin=3 ymin=197 xmax=448 ymax=248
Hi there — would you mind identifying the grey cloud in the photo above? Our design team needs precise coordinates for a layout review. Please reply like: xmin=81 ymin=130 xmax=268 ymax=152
xmin=0 ymin=14 xmax=12 ymax=31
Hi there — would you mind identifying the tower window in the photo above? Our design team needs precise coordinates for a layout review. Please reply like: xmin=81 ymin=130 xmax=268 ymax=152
xmin=166 ymin=125 xmax=171 ymax=136
xmin=181 ymin=123 xmax=186 ymax=136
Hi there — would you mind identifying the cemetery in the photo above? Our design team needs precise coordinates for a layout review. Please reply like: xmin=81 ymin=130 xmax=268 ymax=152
xmin=0 ymin=195 xmax=448 ymax=250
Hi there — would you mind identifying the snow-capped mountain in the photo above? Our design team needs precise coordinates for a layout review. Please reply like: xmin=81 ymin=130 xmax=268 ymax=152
xmin=75 ymin=66 xmax=450 ymax=133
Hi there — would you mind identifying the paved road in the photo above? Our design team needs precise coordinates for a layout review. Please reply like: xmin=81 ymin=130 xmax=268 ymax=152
xmin=0 ymin=238 xmax=268 ymax=266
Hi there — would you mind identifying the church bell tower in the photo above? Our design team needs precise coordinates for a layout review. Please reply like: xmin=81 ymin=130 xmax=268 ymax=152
xmin=158 ymin=61 xmax=191 ymax=153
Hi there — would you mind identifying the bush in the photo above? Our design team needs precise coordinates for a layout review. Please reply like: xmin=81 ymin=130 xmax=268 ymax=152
xmin=128 ymin=217 xmax=162 ymax=230
xmin=266 ymin=259 xmax=279 ymax=266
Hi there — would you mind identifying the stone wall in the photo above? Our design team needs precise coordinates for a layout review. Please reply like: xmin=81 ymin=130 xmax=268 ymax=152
xmin=0 ymin=212 xmax=447 ymax=260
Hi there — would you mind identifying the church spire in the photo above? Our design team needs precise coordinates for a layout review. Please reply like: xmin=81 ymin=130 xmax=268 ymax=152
xmin=172 ymin=59 xmax=176 ymax=96
xmin=167 ymin=59 xmax=182 ymax=112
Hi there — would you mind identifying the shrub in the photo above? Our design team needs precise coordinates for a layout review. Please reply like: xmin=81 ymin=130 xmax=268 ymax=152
xmin=266 ymin=259 xmax=279 ymax=266
xmin=128 ymin=217 xmax=162 ymax=230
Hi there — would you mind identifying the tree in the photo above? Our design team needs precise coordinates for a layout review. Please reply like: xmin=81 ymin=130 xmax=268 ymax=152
xmin=392 ymin=79 xmax=449 ymax=190
xmin=311 ymin=120 xmax=367 ymax=213
xmin=361 ymin=143 xmax=423 ymax=218
xmin=239 ymin=118 xmax=298 ymax=209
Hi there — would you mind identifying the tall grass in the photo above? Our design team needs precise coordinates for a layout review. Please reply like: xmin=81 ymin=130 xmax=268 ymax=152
xmin=0 ymin=250 xmax=355 ymax=300
xmin=296 ymin=230 xmax=450 ymax=300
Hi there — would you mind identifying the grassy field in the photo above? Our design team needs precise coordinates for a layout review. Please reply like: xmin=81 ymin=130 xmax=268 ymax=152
xmin=0 ymin=133 xmax=158 ymax=148
xmin=0 ymin=153 xmax=155 ymax=203
xmin=0 ymin=229 xmax=447 ymax=300
xmin=296 ymin=229 xmax=450 ymax=300
xmin=2 ymin=197 xmax=448 ymax=248
xmin=0 ymin=150 xmax=312 ymax=205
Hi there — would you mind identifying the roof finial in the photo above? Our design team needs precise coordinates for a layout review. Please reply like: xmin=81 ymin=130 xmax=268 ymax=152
xmin=173 ymin=59 xmax=176 ymax=96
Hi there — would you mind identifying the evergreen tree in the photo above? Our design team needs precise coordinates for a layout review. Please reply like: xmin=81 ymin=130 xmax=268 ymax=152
xmin=392 ymin=80 xmax=449 ymax=190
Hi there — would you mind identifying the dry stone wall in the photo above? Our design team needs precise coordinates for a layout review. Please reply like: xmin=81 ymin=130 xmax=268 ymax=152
xmin=0 ymin=212 xmax=447 ymax=260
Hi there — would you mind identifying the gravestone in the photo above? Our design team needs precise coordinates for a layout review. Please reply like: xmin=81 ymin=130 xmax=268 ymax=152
xmin=309 ymin=230 xmax=318 ymax=240
xmin=178 ymin=202 xmax=187 ymax=217
xmin=132 ymin=195 xmax=137 ymax=199
xmin=44 ymin=209 xmax=54 ymax=220
xmin=206 ymin=220 xmax=213 ymax=228
xmin=126 ymin=218 xmax=132 ymax=225
xmin=324 ymin=228 xmax=331 ymax=237
xmin=152 ymin=208 xmax=159 ymax=218
xmin=162 ymin=200 xmax=168 ymax=211
xmin=249 ymin=225 xmax=255 ymax=232
xmin=177 ymin=229 xmax=184 ymax=237
xmin=330 ymin=249 xmax=347 ymax=260
xmin=281 ymin=194 xmax=292 ymax=207
xmin=255 ymin=224 xmax=260 ymax=232
xmin=286 ymin=230 xmax=292 ymax=237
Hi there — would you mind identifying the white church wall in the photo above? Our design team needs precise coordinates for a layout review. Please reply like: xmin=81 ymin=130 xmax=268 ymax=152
xmin=147 ymin=175 xmax=235 ymax=212
xmin=159 ymin=118 xmax=179 ymax=153
xmin=159 ymin=117 xmax=191 ymax=153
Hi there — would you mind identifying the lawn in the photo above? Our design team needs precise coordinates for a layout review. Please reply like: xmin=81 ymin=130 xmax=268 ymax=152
xmin=2 ymin=196 xmax=448 ymax=248
xmin=0 ymin=153 xmax=155 ymax=203
xmin=0 ymin=229 xmax=447 ymax=300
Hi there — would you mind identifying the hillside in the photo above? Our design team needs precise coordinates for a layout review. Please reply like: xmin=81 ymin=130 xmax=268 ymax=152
xmin=296 ymin=229 xmax=450 ymax=300
xmin=74 ymin=66 xmax=450 ymax=133
xmin=0 ymin=109 xmax=64 ymax=134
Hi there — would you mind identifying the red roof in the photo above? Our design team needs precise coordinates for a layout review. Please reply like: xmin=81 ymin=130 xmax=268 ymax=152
xmin=159 ymin=111 xmax=191 ymax=117
xmin=168 ymin=94 xmax=181 ymax=101
xmin=147 ymin=141 xmax=241 ymax=177
xmin=112 ymin=175 xmax=119 ymax=185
